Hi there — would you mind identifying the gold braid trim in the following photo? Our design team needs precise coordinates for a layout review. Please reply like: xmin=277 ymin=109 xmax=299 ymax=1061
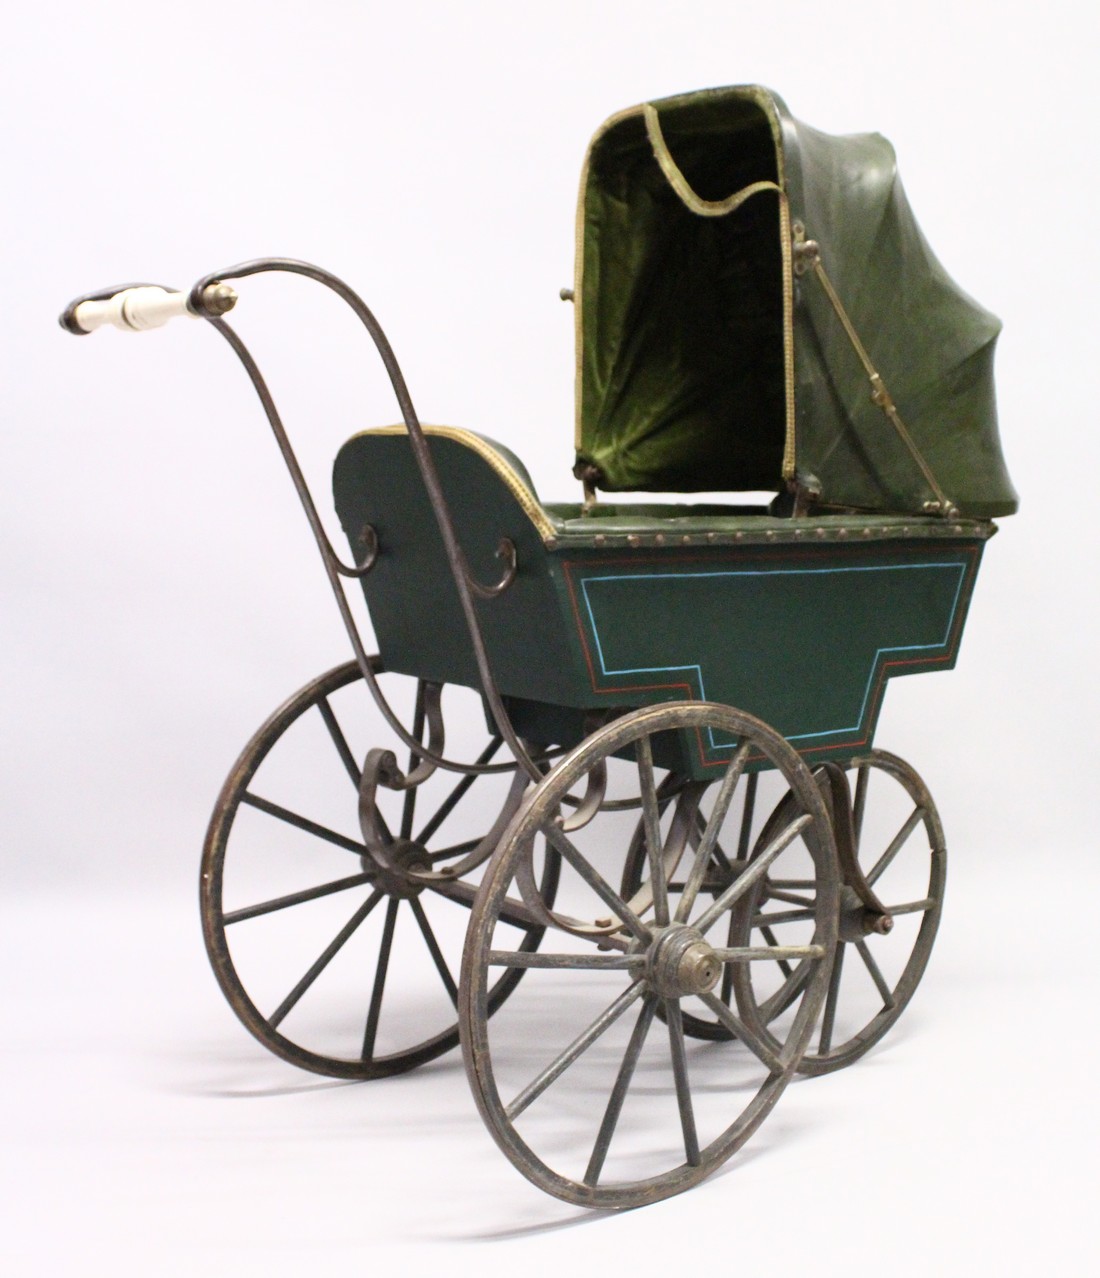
xmin=354 ymin=425 xmax=558 ymax=543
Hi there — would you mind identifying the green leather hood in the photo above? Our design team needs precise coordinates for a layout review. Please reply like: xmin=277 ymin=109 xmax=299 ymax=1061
xmin=573 ymin=86 xmax=1017 ymax=518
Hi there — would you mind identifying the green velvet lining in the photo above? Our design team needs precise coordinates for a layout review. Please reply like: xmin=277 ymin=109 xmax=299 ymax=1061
xmin=576 ymin=92 xmax=785 ymax=493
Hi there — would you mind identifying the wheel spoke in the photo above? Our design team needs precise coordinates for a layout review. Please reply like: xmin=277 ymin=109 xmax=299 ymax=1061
xmin=694 ymin=813 xmax=812 ymax=935
xmin=427 ymin=876 xmax=543 ymax=931
xmin=675 ymin=742 xmax=751 ymax=923
xmin=766 ymin=888 xmax=815 ymax=908
xmin=817 ymin=944 xmax=845 ymax=1055
xmin=488 ymin=952 xmax=645 ymax=971
xmin=759 ymin=962 xmax=814 ymax=1027
xmin=752 ymin=907 xmax=816 ymax=926
xmin=759 ymin=925 xmax=794 ymax=979
xmin=240 ymin=792 xmax=368 ymax=857
xmin=665 ymin=1000 xmax=701 ymax=1166
xmin=866 ymin=806 xmax=925 ymax=886
xmin=362 ymin=897 xmax=400 ymax=1059
xmin=409 ymin=897 xmax=458 ymax=1007
xmin=637 ymin=737 xmax=669 ymax=925
xmin=696 ymin=828 xmax=733 ymax=875
xmin=316 ymin=696 xmax=361 ymax=786
xmin=714 ymin=944 xmax=826 ymax=962
xmin=268 ymin=889 xmax=383 ymax=1029
xmin=736 ymin=771 xmax=758 ymax=860
xmin=697 ymin=992 xmax=783 ymax=1073
xmin=543 ymin=823 xmax=651 ymax=942
xmin=884 ymin=897 xmax=935 ymax=916
xmin=855 ymin=939 xmax=896 ymax=1010
xmin=506 ymin=982 xmax=645 ymax=1120
xmin=720 ymin=905 xmax=737 ymax=1004
xmin=428 ymin=836 xmax=484 ymax=863
xmin=223 ymin=871 xmax=375 ymax=925
xmin=584 ymin=995 xmax=658 ymax=1186
xmin=415 ymin=736 xmax=504 ymax=845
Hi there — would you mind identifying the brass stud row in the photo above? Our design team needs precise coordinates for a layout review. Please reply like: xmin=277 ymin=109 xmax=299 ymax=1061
xmin=551 ymin=522 xmax=977 ymax=551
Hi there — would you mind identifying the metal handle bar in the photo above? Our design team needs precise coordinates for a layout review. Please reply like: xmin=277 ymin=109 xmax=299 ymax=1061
xmin=81 ymin=257 xmax=542 ymax=783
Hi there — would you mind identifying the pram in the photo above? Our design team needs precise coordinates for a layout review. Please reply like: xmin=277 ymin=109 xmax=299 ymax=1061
xmin=62 ymin=85 xmax=1016 ymax=1209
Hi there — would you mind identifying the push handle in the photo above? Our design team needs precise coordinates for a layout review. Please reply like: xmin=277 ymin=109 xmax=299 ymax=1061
xmin=59 ymin=282 xmax=236 ymax=335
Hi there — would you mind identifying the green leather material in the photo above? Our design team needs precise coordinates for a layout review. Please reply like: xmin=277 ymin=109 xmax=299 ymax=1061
xmin=574 ymin=86 xmax=1017 ymax=518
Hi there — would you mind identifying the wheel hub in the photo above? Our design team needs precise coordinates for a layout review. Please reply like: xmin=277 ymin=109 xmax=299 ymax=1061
xmin=645 ymin=925 xmax=722 ymax=999
xmin=838 ymin=885 xmax=894 ymax=942
xmin=361 ymin=838 xmax=431 ymax=898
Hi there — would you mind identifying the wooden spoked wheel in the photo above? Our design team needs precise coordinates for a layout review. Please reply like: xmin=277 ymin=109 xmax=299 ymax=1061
xmin=460 ymin=701 xmax=840 ymax=1209
xmin=201 ymin=659 xmax=556 ymax=1080
xmin=730 ymin=749 xmax=945 ymax=1076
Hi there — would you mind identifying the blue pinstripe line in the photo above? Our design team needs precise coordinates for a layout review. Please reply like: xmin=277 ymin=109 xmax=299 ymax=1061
xmin=578 ymin=561 xmax=968 ymax=750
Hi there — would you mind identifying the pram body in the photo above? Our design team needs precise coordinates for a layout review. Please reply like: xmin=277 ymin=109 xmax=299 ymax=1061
xmin=63 ymin=85 xmax=1015 ymax=1209
xmin=334 ymin=425 xmax=990 ymax=778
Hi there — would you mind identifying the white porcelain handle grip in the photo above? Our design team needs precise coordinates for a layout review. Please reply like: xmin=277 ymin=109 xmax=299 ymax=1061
xmin=68 ymin=283 xmax=237 ymax=333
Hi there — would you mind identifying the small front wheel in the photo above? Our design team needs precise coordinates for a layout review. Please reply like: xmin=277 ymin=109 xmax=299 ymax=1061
xmin=731 ymin=749 xmax=945 ymax=1075
xmin=460 ymin=701 xmax=839 ymax=1209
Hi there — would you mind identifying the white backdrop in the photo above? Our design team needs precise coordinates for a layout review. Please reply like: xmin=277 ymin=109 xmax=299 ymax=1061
xmin=3 ymin=1 xmax=1097 ymax=1271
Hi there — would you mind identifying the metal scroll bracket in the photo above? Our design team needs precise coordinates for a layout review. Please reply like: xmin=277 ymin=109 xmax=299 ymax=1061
xmin=465 ymin=537 xmax=517 ymax=600
xmin=334 ymin=523 xmax=379 ymax=578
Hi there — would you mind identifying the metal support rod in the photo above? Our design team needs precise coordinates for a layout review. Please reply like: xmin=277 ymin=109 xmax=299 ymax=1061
xmin=794 ymin=232 xmax=957 ymax=516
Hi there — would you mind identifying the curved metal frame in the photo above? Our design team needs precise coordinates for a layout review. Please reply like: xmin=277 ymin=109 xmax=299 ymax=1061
xmin=182 ymin=258 xmax=542 ymax=786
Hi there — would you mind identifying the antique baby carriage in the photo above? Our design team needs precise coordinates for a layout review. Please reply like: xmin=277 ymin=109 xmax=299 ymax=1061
xmin=62 ymin=86 xmax=1016 ymax=1208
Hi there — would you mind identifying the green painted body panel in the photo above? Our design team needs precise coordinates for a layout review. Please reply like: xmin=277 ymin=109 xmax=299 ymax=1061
xmin=334 ymin=431 xmax=987 ymax=779
xmin=550 ymin=543 xmax=981 ymax=777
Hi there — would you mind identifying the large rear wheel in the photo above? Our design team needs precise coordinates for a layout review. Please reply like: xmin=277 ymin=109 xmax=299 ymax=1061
xmin=201 ymin=659 xmax=556 ymax=1079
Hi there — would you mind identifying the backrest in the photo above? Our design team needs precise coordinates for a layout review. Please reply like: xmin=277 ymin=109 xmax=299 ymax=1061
xmin=331 ymin=427 xmax=574 ymax=700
